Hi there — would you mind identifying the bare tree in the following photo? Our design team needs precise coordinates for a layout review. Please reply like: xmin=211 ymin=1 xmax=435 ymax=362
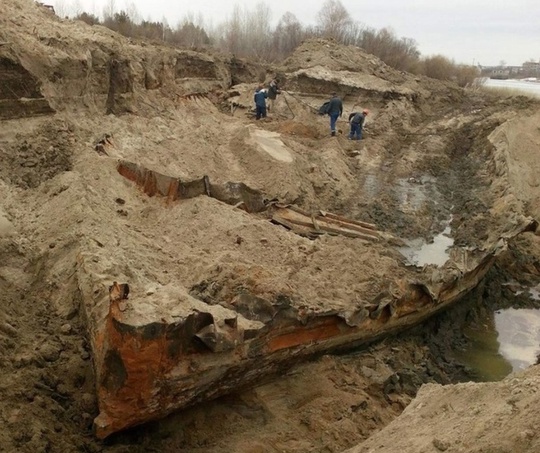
xmin=273 ymin=12 xmax=303 ymax=59
xmin=220 ymin=4 xmax=245 ymax=55
xmin=180 ymin=11 xmax=207 ymax=30
xmin=57 ymin=0 xmax=466 ymax=82
xmin=454 ymin=64 xmax=480 ymax=87
xmin=103 ymin=0 xmax=116 ymax=21
xmin=76 ymin=10 xmax=100 ymax=25
xmin=125 ymin=1 xmax=141 ymax=24
xmin=172 ymin=12 xmax=212 ymax=47
xmin=246 ymin=2 xmax=272 ymax=60
xmin=89 ymin=0 xmax=97 ymax=17
xmin=214 ymin=2 xmax=274 ymax=60
xmin=72 ymin=0 xmax=83 ymax=16
xmin=359 ymin=27 xmax=420 ymax=72
xmin=172 ymin=21 xmax=211 ymax=48
xmin=316 ymin=0 xmax=352 ymax=41
xmin=161 ymin=16 xmax=171 ymax=41
xmin=340 ymin=20 xmax=365 ymax=46
xmin=54 ymin=0 xmax=68 ymax=17
xmin=422 ymin=55 xmax=455 ymax=80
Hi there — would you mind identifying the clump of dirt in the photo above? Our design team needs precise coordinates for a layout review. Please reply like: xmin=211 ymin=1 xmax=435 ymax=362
xmin=274 ymin=119 xmax=322 ymax=139
xmin=0 ymin=120 xmax=74 ymax=189
xmin=0 ymin=241 xmax=99 ymax=453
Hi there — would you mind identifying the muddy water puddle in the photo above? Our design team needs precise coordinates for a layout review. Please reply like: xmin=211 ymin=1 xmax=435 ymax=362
xmin=453 ymin=318 xmax=513 ymax=382
xmin=394 ymin=176 xmax=436 ymax=212
xmin=399 ymin=223 xmax=453 ymax=267
xmin=366 ymin=174 xmax=455 ymax=267
xmin=362 ymin=174 xmax=439 ymax=210
xmin=529 ymin=284 xmax=540 ymax=300
xmin=454 ymin=301 xmax=540 ymax=381
xmin=495 ymin=308 xmax=540 ymax=371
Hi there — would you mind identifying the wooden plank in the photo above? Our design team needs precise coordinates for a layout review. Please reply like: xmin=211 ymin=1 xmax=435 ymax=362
xmin=283 ymin=205 xmax=378 ymax=232
xmin=318 ymin=216 xmax=380 ymax=238
xmin=286 ymin=204 xmax=313 ymax=218
xmin=273 ymin=215 xmax=376 ymax=242
xmin=271 ymin=217 xmax=316 ymax=238
xmin=320 ymin=211 xmax=377 ymax=230
xmin=274 ymin=207 xmax=380 ymax=239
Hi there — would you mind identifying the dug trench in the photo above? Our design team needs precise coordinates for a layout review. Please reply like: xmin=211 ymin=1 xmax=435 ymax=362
xmin=123 ymin=221 xmax=539 ymax=453
xmin=76 ymin=105 xmax=535 ymax=440
xmin=3 ymin=234 xmax=538 ymax=453
xmin=1 ymin=99 xmax=539 ymax=452
xmin=68 ymin=117 xmax=539 ymax=449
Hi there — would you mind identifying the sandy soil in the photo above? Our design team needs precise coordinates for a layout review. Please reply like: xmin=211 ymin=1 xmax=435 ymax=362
xmin=1 ymin=1 xmax=540 ymax=452
xmin=347 ymin=363 xmax=540 ymax=453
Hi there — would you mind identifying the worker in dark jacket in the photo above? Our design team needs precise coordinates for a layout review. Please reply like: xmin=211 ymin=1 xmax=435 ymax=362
xmin=267 ymin=78 xmax=281 ymax=111
xmin=348 ymin=109 xmax=369 ymax=140
xmin=254 ymin=85 xmax=268 ymax=120
xmin=327 ymin=93 xmax=343 ymax=136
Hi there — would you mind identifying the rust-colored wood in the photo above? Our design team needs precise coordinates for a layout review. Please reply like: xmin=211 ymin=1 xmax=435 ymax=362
xmin=267 ymin=320 xmax=342 ymax=352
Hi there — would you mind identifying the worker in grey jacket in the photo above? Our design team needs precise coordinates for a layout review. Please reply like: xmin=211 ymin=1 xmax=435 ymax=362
xmin=267 ymin=78 xmax=281 ymax=111
xmin=326 ymin=93 xmax=343 ymax=136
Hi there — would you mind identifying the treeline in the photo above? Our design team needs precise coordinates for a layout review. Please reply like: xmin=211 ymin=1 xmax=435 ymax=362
xmin=54 ymin=0 xmax=479 ymax=86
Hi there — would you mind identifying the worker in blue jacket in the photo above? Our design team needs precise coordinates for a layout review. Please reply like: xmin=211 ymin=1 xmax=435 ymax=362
xmin=254 ymin=85 xmax=268 ymax=120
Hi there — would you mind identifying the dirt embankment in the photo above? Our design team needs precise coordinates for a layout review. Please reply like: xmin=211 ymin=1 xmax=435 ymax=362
xmin=347 ymin=363 xmax=540 ymax=453
xmin=1 ymin=0 xmax=540 ymax=452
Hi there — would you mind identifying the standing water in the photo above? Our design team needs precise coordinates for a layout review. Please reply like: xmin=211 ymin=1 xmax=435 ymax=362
xmin=399 ymin=221 xmax=453 ymax=267
xmin=453 ymin=285 xmax=540 ymax=382
xmin=483 ymin=78 xmax=540 ymax=98
xmin=453 ymin=317 xmax=513 ymax=382
xmin=495 ymin=308 xmax=540 ymax=371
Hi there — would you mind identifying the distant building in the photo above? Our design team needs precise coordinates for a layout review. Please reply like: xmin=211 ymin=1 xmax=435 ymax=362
xmin=522 ymin=61 xmax=540 ymax=76
xmin=479 ymin=65 xmax=521 ymax=79
xmin=491 ymin=68 xmax=511 ymax=79
xmin=522 ymin=61 xmax=540 ymax=70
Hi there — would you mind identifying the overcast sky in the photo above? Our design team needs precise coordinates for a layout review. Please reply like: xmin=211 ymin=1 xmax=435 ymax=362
xmin=48 ymin=0 xmax=539 ymax=66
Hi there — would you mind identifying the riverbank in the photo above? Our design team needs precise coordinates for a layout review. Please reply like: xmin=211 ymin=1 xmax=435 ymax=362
xmin=483 ymin=78 xmax=540 ymax=97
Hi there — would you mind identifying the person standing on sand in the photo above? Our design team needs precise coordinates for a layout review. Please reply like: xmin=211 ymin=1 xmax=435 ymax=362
xmin=348 ymin=109 xmax=369 ymax=140
xmin=267 ymin=78 xmax=281 ymax=112
xmin=254 ymin=85 xmax=268 ymax=120
xmin=326 ymin=92 xmax=343 ymax=136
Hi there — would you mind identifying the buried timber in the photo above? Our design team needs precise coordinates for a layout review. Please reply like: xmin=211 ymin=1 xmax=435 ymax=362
xmin=74 ymin=162 xmax=535 ymax=438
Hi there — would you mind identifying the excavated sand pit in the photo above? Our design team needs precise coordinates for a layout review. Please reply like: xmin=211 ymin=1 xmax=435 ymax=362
xmin=78 ymin=160 xmax=533 ymax=438
xmin=1 ymin=1 xmax=540 ymax=452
